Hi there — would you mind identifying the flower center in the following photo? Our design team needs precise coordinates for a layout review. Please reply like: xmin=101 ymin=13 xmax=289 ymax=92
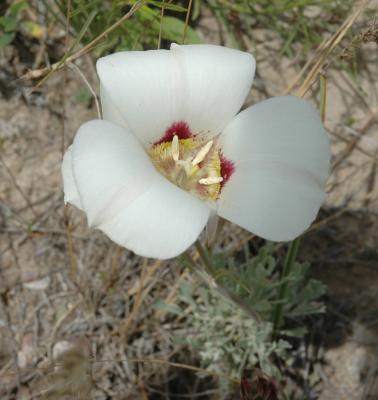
xmin=149 ymin=122 xmax=234 ymax=202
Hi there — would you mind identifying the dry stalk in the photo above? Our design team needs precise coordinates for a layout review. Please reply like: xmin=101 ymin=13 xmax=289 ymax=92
xmin=285 ymin=0 xmax=371 ymax=97
xmin=182 ymin=0 xmax=194 ymax=44
xmin=329 ymin=129 xmax=378 ymax=163
xmin=0 ymin=356 xmax=238 ymax=387
xmin=364 ymin=154 xmax=378 ymax=207
xmin=309 ymin=207 xmax=349 ymax=232
xmin=120 ymin=259 xmax=163 ymax=340
xmin=103 ymin=244 xmax=123 ymax=292
xmin=0 ymin=154 xmax=38 ymax=219
xmin=332 ymin=107 xmax=378 ymax=171
xmin=95 ymin=357 xmax=239 ymax=385
xmin=68 ymin=62 xmax=102 ymax=119
xmin=64 ymin=206 xmax=79 ymax=286
xmin=0 ymin=296 xmax=21 ymax=389
xmin=153 ymin=269 xmax=189 ymax=320
xmin=49 ymin=300 xmax=82 ymax=358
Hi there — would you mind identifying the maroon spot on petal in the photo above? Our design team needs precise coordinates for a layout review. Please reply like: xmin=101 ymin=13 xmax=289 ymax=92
xmin=220 ymin=152 xmax=235 ymax=187
xmin=153 ymin=121 xmax=193 ymax=146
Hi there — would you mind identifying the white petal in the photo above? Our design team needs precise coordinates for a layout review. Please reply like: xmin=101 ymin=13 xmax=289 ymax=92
xmin=61 ymin=145 xmax=83 ymax=210
xmin=170 ymin=44 xmax=255 ymax=136
xmin=71 ymin=120 xmax=210 ymax=259
xmin=218 ymin=163 xmax=325 ymax=241
xmin=97 ymin=49 xmax=183 ymax=146
xmin=96 ymin=45 xmax=255 ymax=145
xmin=71 ymin=120 xmax=156 ymax=227
xmin=100 ymin=83 xmax=129 ymax=128
xmin=218 ymin=96 xmax=330 ymax=241
xmin=99 ymin=179 xmax=211 ymax=259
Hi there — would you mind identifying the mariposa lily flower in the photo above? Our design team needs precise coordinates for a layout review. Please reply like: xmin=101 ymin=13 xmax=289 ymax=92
xmin=62 ymin=44 xmax=330 ymax=259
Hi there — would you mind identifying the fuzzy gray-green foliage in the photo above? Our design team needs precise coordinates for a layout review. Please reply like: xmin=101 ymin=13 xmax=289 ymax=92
xmin=154 ymin=244 xmax=326 ymax=380
xmin=179 ymin=280 xmax=291 ymax=380
xmin=211 ymin=244 xmax=326 ymax=322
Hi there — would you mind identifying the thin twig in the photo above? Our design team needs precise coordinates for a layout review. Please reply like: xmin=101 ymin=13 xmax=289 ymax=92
xmin=331 ymin=108 xmax=378 ymax=171
xmin=182 ymin=0 xmax=193 ymax=44
xmin=153 ymin=270 xmax=189 ymax=320
xmin=120 ymin=259 xmax=162 ymax=340
xmin=61 ymin=0 xmax=78 ymax=285
xmin=0 ymin=296 xmax=22 ymax=389
xmin=0 ymin=357 xmax=239 ymax=385
xmin=157 ymin=0 xmax=166 ymax=49
xmin=49 ymin=300 xmax=82 ymax=358
xmin=68 ymin=62 xmax=102 ymax=119
xmin=286 ymin=0 xmax=370 ymax=96
xmin=0 ymin=154 xmax=38 ymax=218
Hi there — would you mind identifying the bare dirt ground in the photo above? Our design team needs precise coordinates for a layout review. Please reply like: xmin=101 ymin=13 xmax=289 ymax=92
xmin=0 ymin=5 xmax=378 ymax=400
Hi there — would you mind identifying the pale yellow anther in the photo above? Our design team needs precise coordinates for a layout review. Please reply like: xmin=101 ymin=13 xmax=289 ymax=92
xmin=171 ymin=135 xmax=179 ymax=161
xmin=191 ymin=140 xmax=213 ymax=166
xmin=199 ymin=176 xmax=223 ymax=185
xmin=150 ymin=135 xmax=223 ymax=201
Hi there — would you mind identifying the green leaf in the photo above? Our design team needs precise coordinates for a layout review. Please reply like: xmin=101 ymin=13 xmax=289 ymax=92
xmin=0 ymin=16 xmax=18 ymax=32
xmin=300 ymin=279 xmax=327 ymax=303
xmin=179 ymin=280 xmax=196 ymax=308
xmin=0 ymin=32 xmax=15 ymax=48
xmin=192 ymin=0 xmax=201 ymax=20
xmin=288 ymin=301 xmax=326 ymax=317
xmin=281 ymin=326 xmax=308 ymax=338
xmin=68 ymin=9 xmax=97 ymax=53
xmin=147 ymin=1 xmax=187 ymax=12
xmin=152 ymin=299 xmax=183 ymax=315
xmin=161 ymin=16 xmax=201 ymax=44
xmin=10 ymin=0 xmax=28 ymax=16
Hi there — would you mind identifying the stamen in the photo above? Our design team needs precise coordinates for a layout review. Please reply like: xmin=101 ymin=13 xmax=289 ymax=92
xmin=199 ymin=176 xmax=223 ymax=185
xmin=192 ymin=140 xmax=213 ymax=166
xmin=171 ymin=135 xmax=179 ymax=161
xmin=149 ymin=126 xmax=231 ymax=202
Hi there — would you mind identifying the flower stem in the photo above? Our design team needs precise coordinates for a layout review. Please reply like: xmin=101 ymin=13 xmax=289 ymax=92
xmin=194 ymin=240 xmax=216 ymax=275
xmin=272 ymin=238 xmax=300 ymax=339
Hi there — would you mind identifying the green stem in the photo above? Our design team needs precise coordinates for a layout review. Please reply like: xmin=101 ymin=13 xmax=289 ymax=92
xmin=194 ymin=240 xmax=216 ymax=275
xmin=272 ymin=238 xmax=300 ymax=339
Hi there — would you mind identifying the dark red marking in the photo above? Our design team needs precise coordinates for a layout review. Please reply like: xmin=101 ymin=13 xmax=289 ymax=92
xmin=153 ymin=121 xmax=193 ymax=146
xmin=220 ymin=152 xmax=235 ymax=187
xmin=241 ymin=368 xmax=280 ymax=400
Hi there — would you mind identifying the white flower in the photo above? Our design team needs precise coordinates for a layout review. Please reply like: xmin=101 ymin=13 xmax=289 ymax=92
xmin=62 ymin=44 xmax=330 ymax=259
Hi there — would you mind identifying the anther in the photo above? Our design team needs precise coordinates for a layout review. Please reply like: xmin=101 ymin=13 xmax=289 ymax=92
xmin=192 ymin=140 xmax=213 ymax=166
xmin=171 ymin=135 xmax=179 ymax=161
xmin=199 ymin=176 xmax=223 ymax=185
